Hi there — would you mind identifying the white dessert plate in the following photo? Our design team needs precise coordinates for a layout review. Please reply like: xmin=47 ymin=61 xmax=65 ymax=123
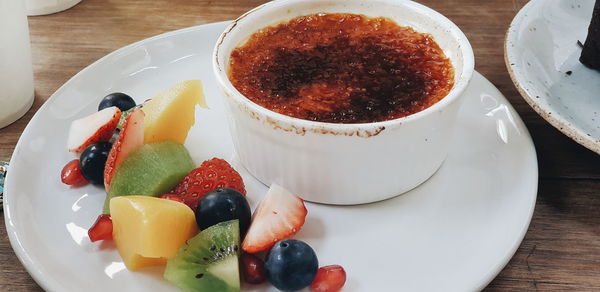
xmin=505 ymin=0 xmax=600 ymax=154
xmin=5 ymin=21 xmax=537 ymax=292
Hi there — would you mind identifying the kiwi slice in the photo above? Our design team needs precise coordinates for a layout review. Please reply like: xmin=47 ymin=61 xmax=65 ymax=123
xmin=103 ymin=141 xmax=194 ymax=214
xmin=164 ymin=220 xmax=241 ymax=292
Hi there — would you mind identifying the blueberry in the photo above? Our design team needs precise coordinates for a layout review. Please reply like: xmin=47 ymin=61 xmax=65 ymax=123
xmin=265 ymin=239 xmax=318 ymax=291
xmin=195 ymin=188 xmax=251 ymax=238
xmin=79 ymin=142 xmax=112 ymax=185
xmin=98 ymin=92 xmax=136 ymax=112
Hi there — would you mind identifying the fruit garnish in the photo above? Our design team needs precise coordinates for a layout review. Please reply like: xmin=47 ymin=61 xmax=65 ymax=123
xmin=171 ymin=158 xmax=246 ymax=211
xmin=67 ymin=106 xmax=121 ymax=153
xmin=265 ymin=239 xmax=318 ymax=291
xmin=164 ymin=220 xmax=241 ymax=292
xmin=142 ymin=80 xmax=207 ymax=144
xmin=110 ymin=196 xmax=198 ymax=270
xmin=195 ymin=188 xmax=251 ymax=238
xmin=310 ymin=265 xmax=347 ymax=292
xmin=60 ymin=159 xmax=88 ymax=186
xmin=103 ymin=141 xmax=194 ymax=214
xmin=98 ymin=92 xmax=136 ymax=112
xmin=242 ymin=184 xmax=307 ymax=253
xmin=80 ymin=142 xmax=112 ymax=185
xmin=103 ymin=109 xmax=144 ymax=191
xmin=241 ymin=252 xmax=266 ymax=285
xmin=88 ymin=214 xmax=113 ymax=242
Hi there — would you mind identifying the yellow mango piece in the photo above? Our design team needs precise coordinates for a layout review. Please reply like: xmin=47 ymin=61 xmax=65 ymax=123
xmin=110 ymin=196 xmax=198 ymax=270
xmin=142 ymin=80 xmax=207 ymax=144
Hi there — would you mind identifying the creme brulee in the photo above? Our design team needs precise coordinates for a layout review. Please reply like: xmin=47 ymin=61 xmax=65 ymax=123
xmin=228 ymin=13 xmax=454 ymax=124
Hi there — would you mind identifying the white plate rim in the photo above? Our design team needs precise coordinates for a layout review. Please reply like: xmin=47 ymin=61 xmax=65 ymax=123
xmin=466 ymin=73 xmax=537 ymax=291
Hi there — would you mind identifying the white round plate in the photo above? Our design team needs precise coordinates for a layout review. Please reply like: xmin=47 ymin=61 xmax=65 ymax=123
xmin=505 ymin=0 xmax=600 ymax=154
xmin=5 ymin=21 xmax=537 ymax=292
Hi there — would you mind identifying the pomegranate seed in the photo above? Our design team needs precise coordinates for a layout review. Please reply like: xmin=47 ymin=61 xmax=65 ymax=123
xmin=88 ymin=214 xmax=113 ymax=242
xmin=60 ymin=159 xmax=88 ymax=186
xmin=310 ymin=265 xmax=346 ymax=292
xmin=241 ymin=252 xmax=266 ymax=284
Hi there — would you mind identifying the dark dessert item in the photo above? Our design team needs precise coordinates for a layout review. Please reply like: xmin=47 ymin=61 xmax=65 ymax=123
xmin=580 ymin=0 xmax=600 ymax=70
xmin=229 ymin=13 xmax=454 ymax=124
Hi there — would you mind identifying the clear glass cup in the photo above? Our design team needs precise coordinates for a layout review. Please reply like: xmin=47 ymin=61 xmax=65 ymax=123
xmin=0 ymin=0 xmax=35 ymax=129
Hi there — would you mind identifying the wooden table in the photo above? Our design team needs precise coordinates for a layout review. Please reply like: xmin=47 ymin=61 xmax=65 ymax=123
xmin=1 ymin=0 xmax=599 ymax=290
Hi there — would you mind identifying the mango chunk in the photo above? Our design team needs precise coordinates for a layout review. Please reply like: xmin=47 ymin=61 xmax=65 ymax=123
xmin=110 ymin=196 xmax=198 ymax=270
xmin=142 ymin=80 xmax=207 ymax=144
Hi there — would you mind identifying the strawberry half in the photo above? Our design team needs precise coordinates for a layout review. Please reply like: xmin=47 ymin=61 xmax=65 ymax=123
xmin=88 ymin=214 xmax=113 ymax=242
xmin=103 ymin=109 xmax=144 ymax=191
xmin=67 ymin=106 xmax=121 ymax=153
xmin=171 ymin=158 xmax=246 ymax=211
xmin=242 ymin=184 xmax=307 ymax=253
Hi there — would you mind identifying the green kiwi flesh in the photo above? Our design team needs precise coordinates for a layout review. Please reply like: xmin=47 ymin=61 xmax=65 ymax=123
xmin=164 ymin=220 xmax=240 ymax=292
xmin=103 ymin=141 xmax=194 ymax=214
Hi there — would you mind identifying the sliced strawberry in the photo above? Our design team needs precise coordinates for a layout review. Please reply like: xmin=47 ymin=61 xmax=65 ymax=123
xmin=60 ymin=159 xmax=88 ymax=186
xmin=67 ymin=107 xmax=121 ymax=153
xmin=88 ymin=214 xmax=113 ymax=242
xmin=242 ymin=184 xmax=307 ymax=253
xmin=160 ymin=193 xmax=186 ymax=204
xmin=103 ymin=109 xmax=144 ymax=191
xmin=310 ymin=265 xmax=347 ymax=292
xmin=171 ymin=158 xmax=246 ymax=211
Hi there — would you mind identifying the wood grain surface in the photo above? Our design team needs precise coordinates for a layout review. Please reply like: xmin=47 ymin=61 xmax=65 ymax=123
xmin=1 ymin=0 xmax=599 ymax=291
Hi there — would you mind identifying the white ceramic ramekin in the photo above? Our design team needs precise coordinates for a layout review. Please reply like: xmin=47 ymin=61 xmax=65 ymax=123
xmin=213 ymin=0 xmax=474 ymax=205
